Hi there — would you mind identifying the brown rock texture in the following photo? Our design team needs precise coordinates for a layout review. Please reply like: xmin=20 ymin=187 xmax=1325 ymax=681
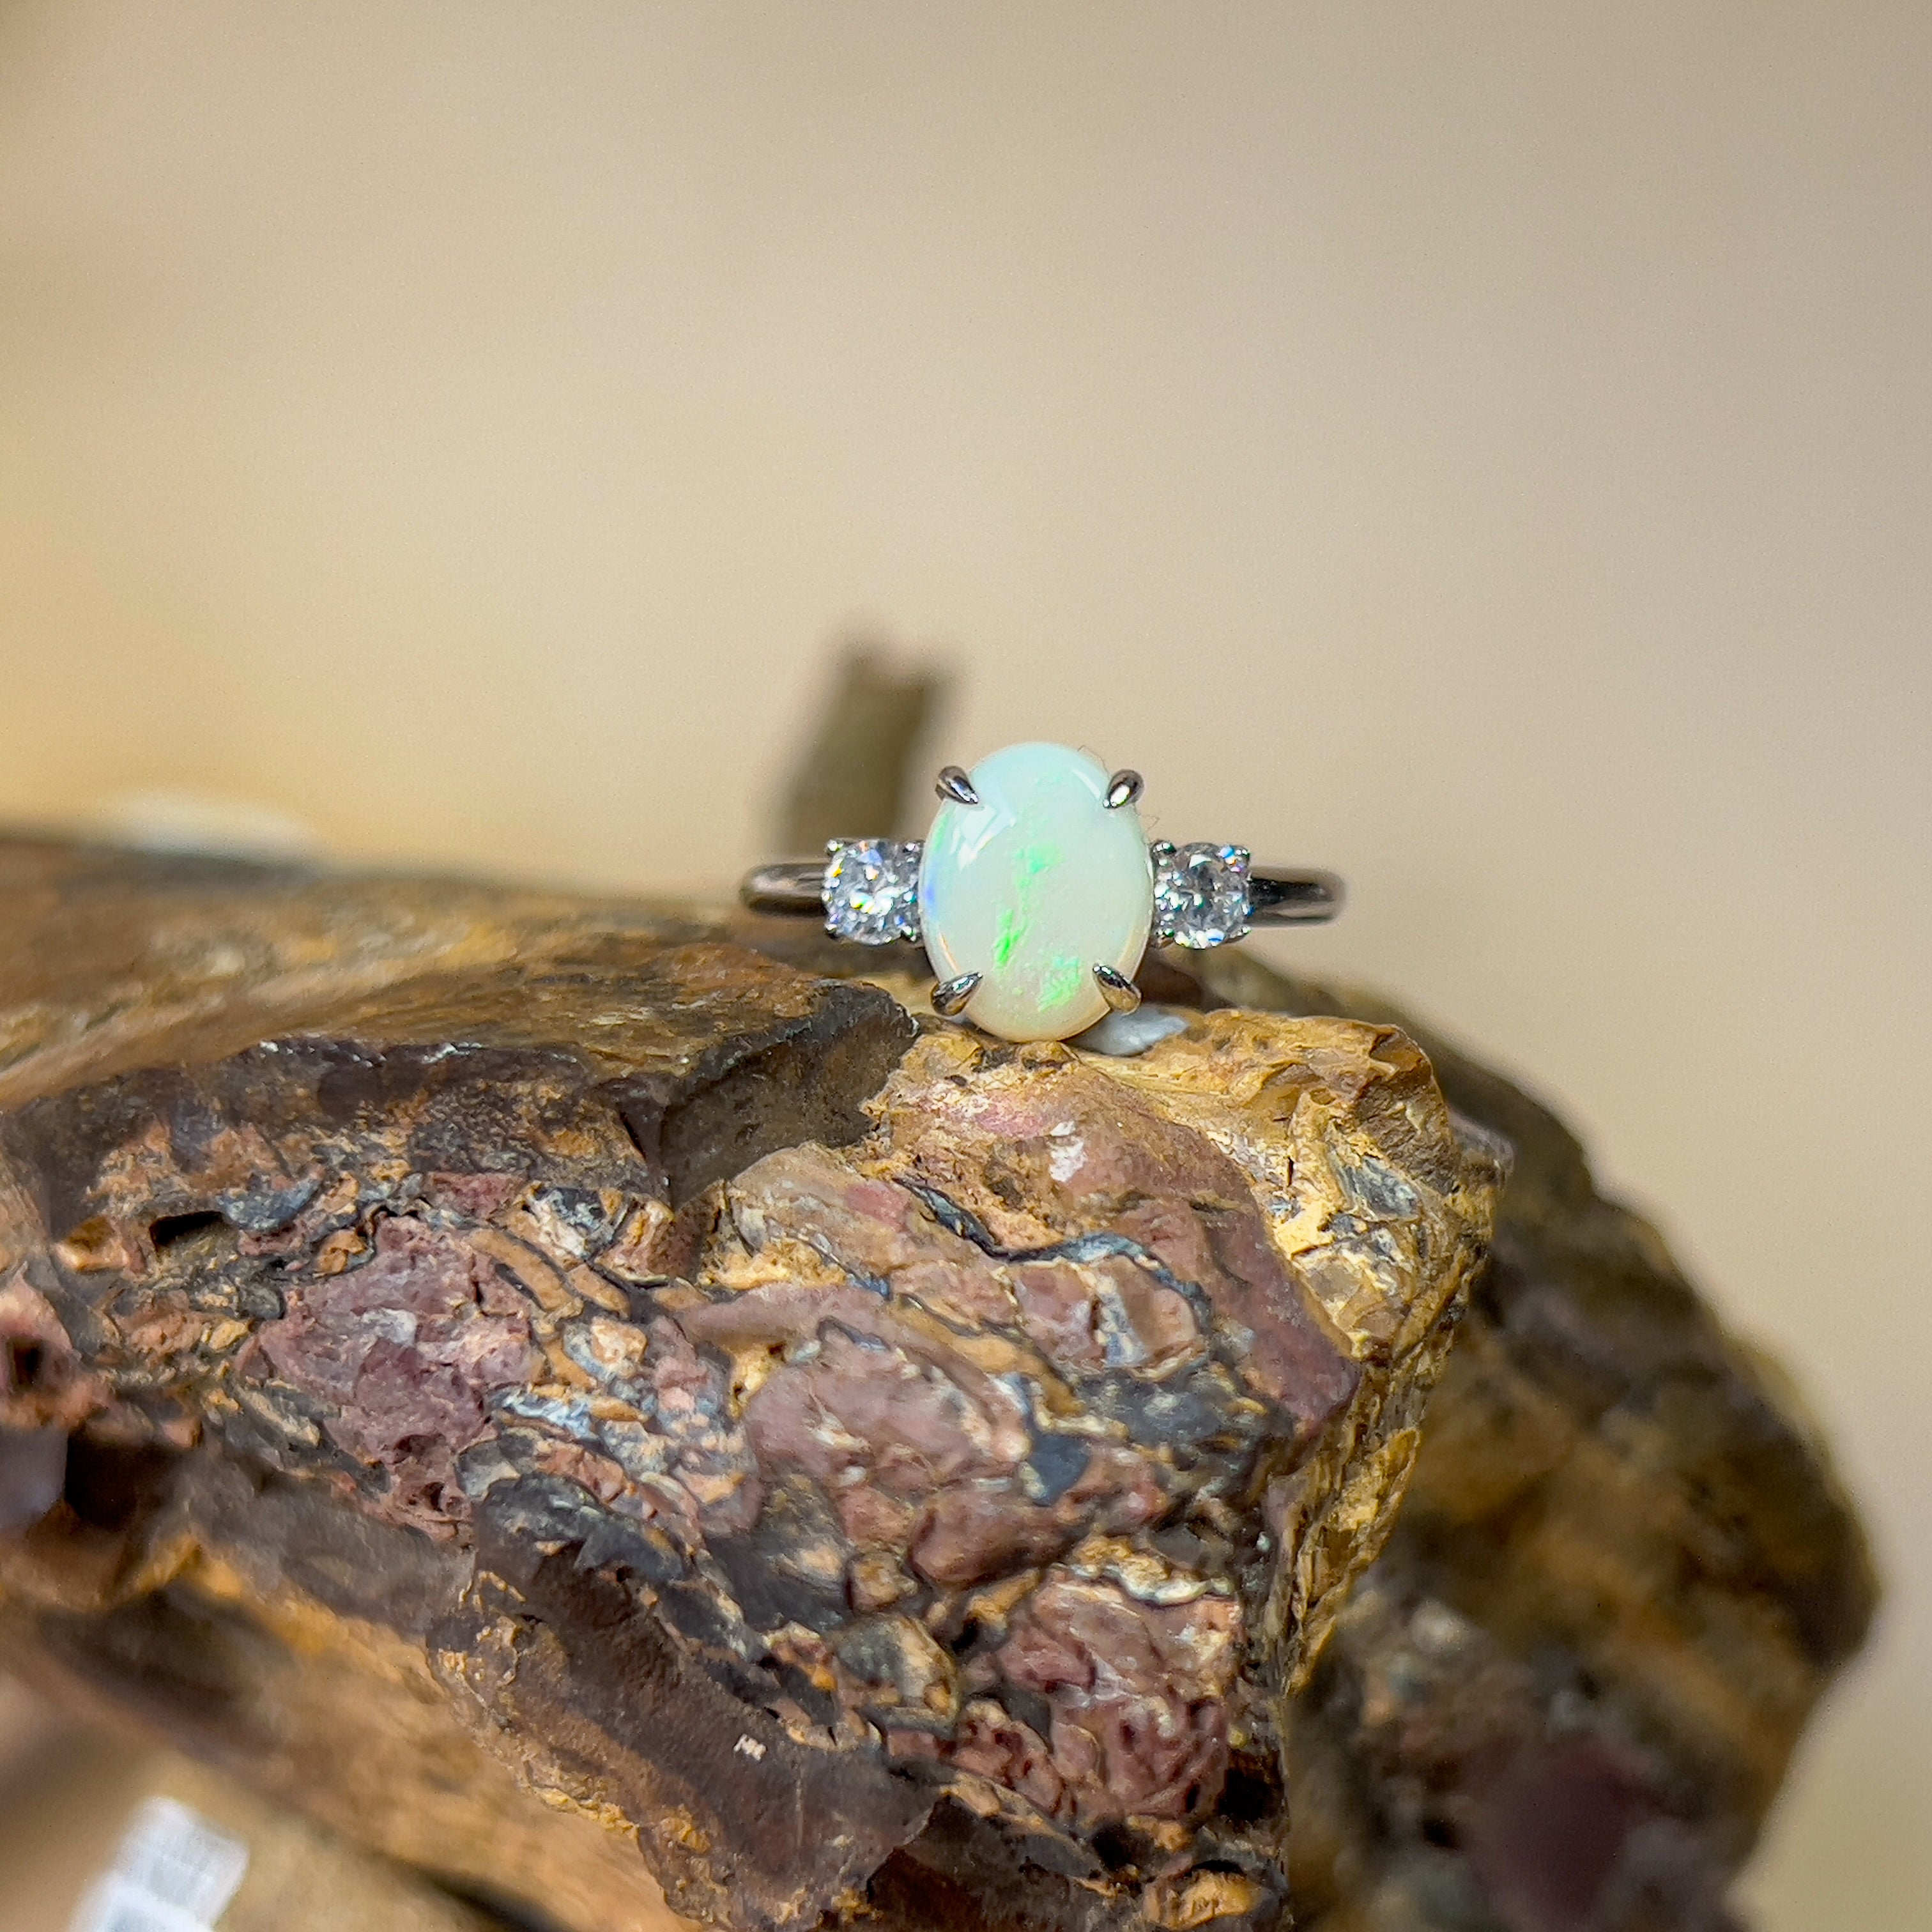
xmin=0 ymin=836 xmax=1501 ymax=1932
xmin=1156 ymin=949 xmax=1876 ymax=1932
xmin=718 ymin=906 xmax=1876 ymax=1931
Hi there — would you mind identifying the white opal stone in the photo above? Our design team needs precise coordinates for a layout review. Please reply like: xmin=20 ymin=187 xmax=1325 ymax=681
xmin=919 ymin=742 xmax=1153 ymax=1041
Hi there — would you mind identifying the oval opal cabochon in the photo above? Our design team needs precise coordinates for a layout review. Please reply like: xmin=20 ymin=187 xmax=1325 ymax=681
xmin=919 ymin=742 xmax=1154 ymax=1041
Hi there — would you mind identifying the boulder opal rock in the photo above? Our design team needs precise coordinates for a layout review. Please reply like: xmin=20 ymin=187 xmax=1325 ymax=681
xmin=1156 ymin=947 xmax=1878 ymax=1932
xmin=0 ymin=836 xmax=1499 ymax=1932
xmin=728 ymin=889 xmax=1878 ymax=1932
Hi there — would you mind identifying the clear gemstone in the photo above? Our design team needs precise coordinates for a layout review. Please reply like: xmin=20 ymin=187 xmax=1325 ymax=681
xmin=824 ymin=839 xmax=923 ymax=944
xmin=1154 ymin=843 xmax=1252 ymax=947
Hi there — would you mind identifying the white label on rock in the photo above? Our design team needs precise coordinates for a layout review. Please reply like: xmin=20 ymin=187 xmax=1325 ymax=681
xmin=70 ymin=1798 xmax=249 ymax=1932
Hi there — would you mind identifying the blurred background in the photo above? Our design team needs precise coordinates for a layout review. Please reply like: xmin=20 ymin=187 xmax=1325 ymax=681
xmin=0 ymin=3 xmax=1925 ymax=1927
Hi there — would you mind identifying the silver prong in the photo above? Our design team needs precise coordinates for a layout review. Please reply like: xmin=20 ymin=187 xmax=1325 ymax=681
xmin=936 ymin=765 xmax=981 ymax=806
xmin=1104 ymin=769 xmax=1143 ymax=809
xmin=931 ymin=972 xmax=981 ymax=1018
xmin=1092 ymin=963 xmax=1142 ymax=1013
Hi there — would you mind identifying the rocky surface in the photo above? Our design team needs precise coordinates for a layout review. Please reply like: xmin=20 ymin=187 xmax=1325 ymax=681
xmin=1140 ymin=949 xmax=1874 ymax=1932
xmin=714 ymin=906 xmax=1878 ymax=1932
xmin=0 ymin=836 xmax=1501 ymax=1932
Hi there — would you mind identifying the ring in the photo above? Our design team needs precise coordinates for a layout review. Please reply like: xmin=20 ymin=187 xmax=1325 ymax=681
xmin=740 ymin=740 xmax=1343 ymax=1044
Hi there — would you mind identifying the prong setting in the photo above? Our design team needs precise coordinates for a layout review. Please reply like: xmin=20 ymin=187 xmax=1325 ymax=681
xmin=746 ymin=742 xmax=1343 ymax=1036
xmin=931 ymin=972 xmax=981 ymax=1018
xmin=1092 ymin=963 xmax=1142 ymax=1013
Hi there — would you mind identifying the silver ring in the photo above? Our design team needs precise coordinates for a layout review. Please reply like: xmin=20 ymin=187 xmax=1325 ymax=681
xmin=739 ymin=854 xmax=1345 ymax=932
xmin=739 ymin=741 xmax=1342 ymax=1043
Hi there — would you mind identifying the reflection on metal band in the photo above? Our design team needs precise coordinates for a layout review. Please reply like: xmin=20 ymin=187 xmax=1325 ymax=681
xmin=738 ymin=856 xmax=1344 ymax=928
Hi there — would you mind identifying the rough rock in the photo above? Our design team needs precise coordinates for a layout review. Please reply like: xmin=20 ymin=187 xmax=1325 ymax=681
xmin=1133 ymin=947 xmax=1875 ymax=1932
xmin=0 ymin=836 xmax=1500 ymax=1932
xmin=719 ymin=902 xmax=1877 ymax=1931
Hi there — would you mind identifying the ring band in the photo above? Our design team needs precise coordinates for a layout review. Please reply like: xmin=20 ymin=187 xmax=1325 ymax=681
xmin=739 ymin=856 xmax=1345 ymax=929
xmin=739 ymin=741 xmax=1344 ymax=1042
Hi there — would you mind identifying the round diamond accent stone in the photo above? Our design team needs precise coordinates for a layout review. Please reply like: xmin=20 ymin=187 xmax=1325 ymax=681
xmin=1154 ymin=843 xmax=1252 ymax=948
xmin=824 ymin=839 xmax=923 ymax=944
xmin=919 ymin=742 xmax=1153 ymax=1041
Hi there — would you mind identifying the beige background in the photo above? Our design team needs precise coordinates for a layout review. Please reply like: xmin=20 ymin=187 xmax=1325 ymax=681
xmin=0 ymin=4 xmax=1926 ymax=1926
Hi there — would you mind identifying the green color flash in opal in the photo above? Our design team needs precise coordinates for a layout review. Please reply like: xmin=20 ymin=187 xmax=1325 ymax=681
xmin=993 ymin=912 xmax=1023 ymax=969
xmin=918 ymin=742 xmax=1154 ymax=1041
xmin=1039 ymin=954 xmax=1085 ymax=1011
